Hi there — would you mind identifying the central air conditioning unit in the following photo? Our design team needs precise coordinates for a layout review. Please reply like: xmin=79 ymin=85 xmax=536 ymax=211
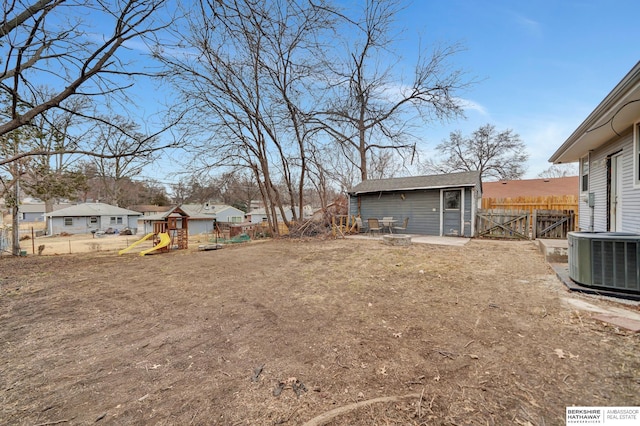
xmin=568 ymin=232 xmax=640 ymax=294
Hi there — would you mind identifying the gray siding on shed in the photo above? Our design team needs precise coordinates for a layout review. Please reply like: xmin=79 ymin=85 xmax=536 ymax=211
xmin=349 ymin=172 xmax=480 ymax=237
xmin=353 ymin=189 xmax=441 ymax=235
xmin=579 ymin=131 xmax=640 ymax=233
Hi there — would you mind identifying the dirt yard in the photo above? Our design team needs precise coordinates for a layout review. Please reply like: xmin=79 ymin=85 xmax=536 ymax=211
xmin=16 ymin=232 xmax=214 ymax=256
xmin=1 ymin=237 xmax=639 ymax=425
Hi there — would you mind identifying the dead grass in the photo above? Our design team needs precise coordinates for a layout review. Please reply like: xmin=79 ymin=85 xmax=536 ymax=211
xmin=1 ymin=238 xmax=639 ymax=425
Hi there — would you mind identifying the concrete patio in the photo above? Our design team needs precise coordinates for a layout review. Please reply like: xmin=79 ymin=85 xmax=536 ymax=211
xmin=346 ymin=233 xmax=470 ymax=246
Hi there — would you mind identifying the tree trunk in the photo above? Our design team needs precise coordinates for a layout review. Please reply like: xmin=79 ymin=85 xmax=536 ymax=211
xmin=11 ymin=181 xmax=20 ymax=256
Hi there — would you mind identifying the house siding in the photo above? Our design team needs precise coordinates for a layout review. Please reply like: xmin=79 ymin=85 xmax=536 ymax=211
xmin=620 ymin=143 xmax=640 ymax=232
xmin=49 ymin=214 xmax=139 ymax=235
xmin=22 ymin=212 xmax=45 ymax=222
xmin=189 ymin=220 xmax=215 ymax=235
xmin=215 ymin=207 xmax=245 ymax=223
xmin=580 ymin=132 xmax=640 ymax=233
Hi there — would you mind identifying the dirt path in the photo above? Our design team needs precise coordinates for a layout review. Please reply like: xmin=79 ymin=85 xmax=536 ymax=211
xmin=1 ymin=238 xmax=638 ymax=425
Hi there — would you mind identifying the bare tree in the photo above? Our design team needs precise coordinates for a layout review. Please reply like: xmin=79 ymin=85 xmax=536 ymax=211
xmin=0 ymin=122 xmax=34 ymax=254
xmin=158 ymin=0 xmax=335 ymax=235
xmin=89 ymin=115 xmax=161 ymax=206
xmin=170 ymin=175 xmax=220 ymax=205
xmin=423 ymin=124 xmax=529 ymax=188
xmin=0 ymin=0 xmax=178 ymax=166
xmin=19 ymin=94 xmax=90 ymax=215
xmin=538 ymin=164 xmax=578 ymax=178
xmin=314 ymin=0 xmax=470 ymax=182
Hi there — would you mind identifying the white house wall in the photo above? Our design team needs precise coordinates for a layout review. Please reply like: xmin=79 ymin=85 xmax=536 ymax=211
xmin=215 ymin=207 xmax=245 ymax=223
xmin=580 ymin=131 xmax=640 ymax=233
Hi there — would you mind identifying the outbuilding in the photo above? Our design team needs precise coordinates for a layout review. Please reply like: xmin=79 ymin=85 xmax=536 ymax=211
xmin=348 ymin=171 xmax=481 ymax=237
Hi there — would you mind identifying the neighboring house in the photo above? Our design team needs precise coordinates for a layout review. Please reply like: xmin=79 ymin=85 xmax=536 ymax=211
xmin=18 ymin=203 xmax=72 ymax=222
xmin=246 ymin=205 xmax=313 ymax=224
xmin=44 ymin=203 xmax=142 ymax=235
xmin=482 ymin=177 xmax=579 ymax=199
xmin=549 ymin=61 xmax=640 ymax=233
xmin=127 ymin=205 xmax=173 ymax=217
xmin=348 ymin=171 xmax=481 ymax=237
xmin=139 ymin=203 xmax=245 ymax=235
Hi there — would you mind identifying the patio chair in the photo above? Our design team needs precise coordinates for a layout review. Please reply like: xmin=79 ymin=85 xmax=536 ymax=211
xmin=367 ymin=218 xmax=382 ymax=236
xmin=355 ymin=217 xmax=367 ymax=234
xmin=393 ymin=217 xmax=409 ymax=233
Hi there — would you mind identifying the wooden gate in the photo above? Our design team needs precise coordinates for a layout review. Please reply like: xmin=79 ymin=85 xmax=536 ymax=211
xmin=476 ymin=210 xmax=530 ymax=240
xmin=533 ymin=210 xmax=575 ymax=239
xmin=476 ymin=209 xmax=576 ymax=240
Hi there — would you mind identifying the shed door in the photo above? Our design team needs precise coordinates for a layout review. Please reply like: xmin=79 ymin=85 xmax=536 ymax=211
xmin=442 ymin=190 xmax=462 ymax=236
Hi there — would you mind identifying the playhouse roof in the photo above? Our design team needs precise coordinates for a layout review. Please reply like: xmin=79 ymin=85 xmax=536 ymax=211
xmin=141 ymin=205 xmax=190 ymax=221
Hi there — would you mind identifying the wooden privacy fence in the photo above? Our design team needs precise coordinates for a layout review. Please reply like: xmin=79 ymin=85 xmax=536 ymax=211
xmin=476 ymin=209 xmax=576 ymax=240
xmin=482 ymin=195 xmax=578 ymax=221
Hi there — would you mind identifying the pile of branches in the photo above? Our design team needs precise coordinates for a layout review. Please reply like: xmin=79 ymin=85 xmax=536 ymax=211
xmin=286 ymin=198 xmax=349 ymax=239
xmin=287 ymin=218 xmax=330 ymax=238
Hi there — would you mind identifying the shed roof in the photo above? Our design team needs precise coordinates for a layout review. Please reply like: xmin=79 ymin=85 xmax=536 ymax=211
xmin=45 ymin=202 xmax=142 ymax=217
xmin=348 ymin=171 xmax=481 ymax=195
xmin=141 ymin=205 xmax=190 ymax=221
xmin=482 ymin=176 xmax=579 ymax=198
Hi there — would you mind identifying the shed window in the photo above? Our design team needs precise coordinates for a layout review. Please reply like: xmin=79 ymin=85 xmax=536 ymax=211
xmin=64 ymin=217 xmax=73 ymax=226
xmin=444 ymin=190 xmax=461 ymax=210
xmin=580 ymin=156 xmax=589 ymax=192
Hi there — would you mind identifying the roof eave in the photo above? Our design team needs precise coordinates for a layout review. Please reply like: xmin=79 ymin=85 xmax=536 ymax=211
xmin=549 ymin=61 xmax=640 ymax=164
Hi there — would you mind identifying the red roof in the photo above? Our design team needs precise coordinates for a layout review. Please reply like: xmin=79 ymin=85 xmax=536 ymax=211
xmin=482 ymin=177 xmax=578 ymax=198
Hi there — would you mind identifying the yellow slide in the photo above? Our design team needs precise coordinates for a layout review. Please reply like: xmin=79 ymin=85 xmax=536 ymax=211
xmin=118 ymin=232 xmax=155 ymax=255
xmin=139 ymin=232 xmax=172 ymax=256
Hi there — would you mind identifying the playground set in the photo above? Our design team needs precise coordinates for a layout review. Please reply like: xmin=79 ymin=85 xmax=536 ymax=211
xmin=119 ymin=207 xmax=189 ymax=256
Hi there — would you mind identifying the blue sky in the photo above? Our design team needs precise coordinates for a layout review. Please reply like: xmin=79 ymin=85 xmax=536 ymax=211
xmin=396 ymin=0 xmax=639 ymax=178
xmin=132 ymin=0 xmax=639 ymax=185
